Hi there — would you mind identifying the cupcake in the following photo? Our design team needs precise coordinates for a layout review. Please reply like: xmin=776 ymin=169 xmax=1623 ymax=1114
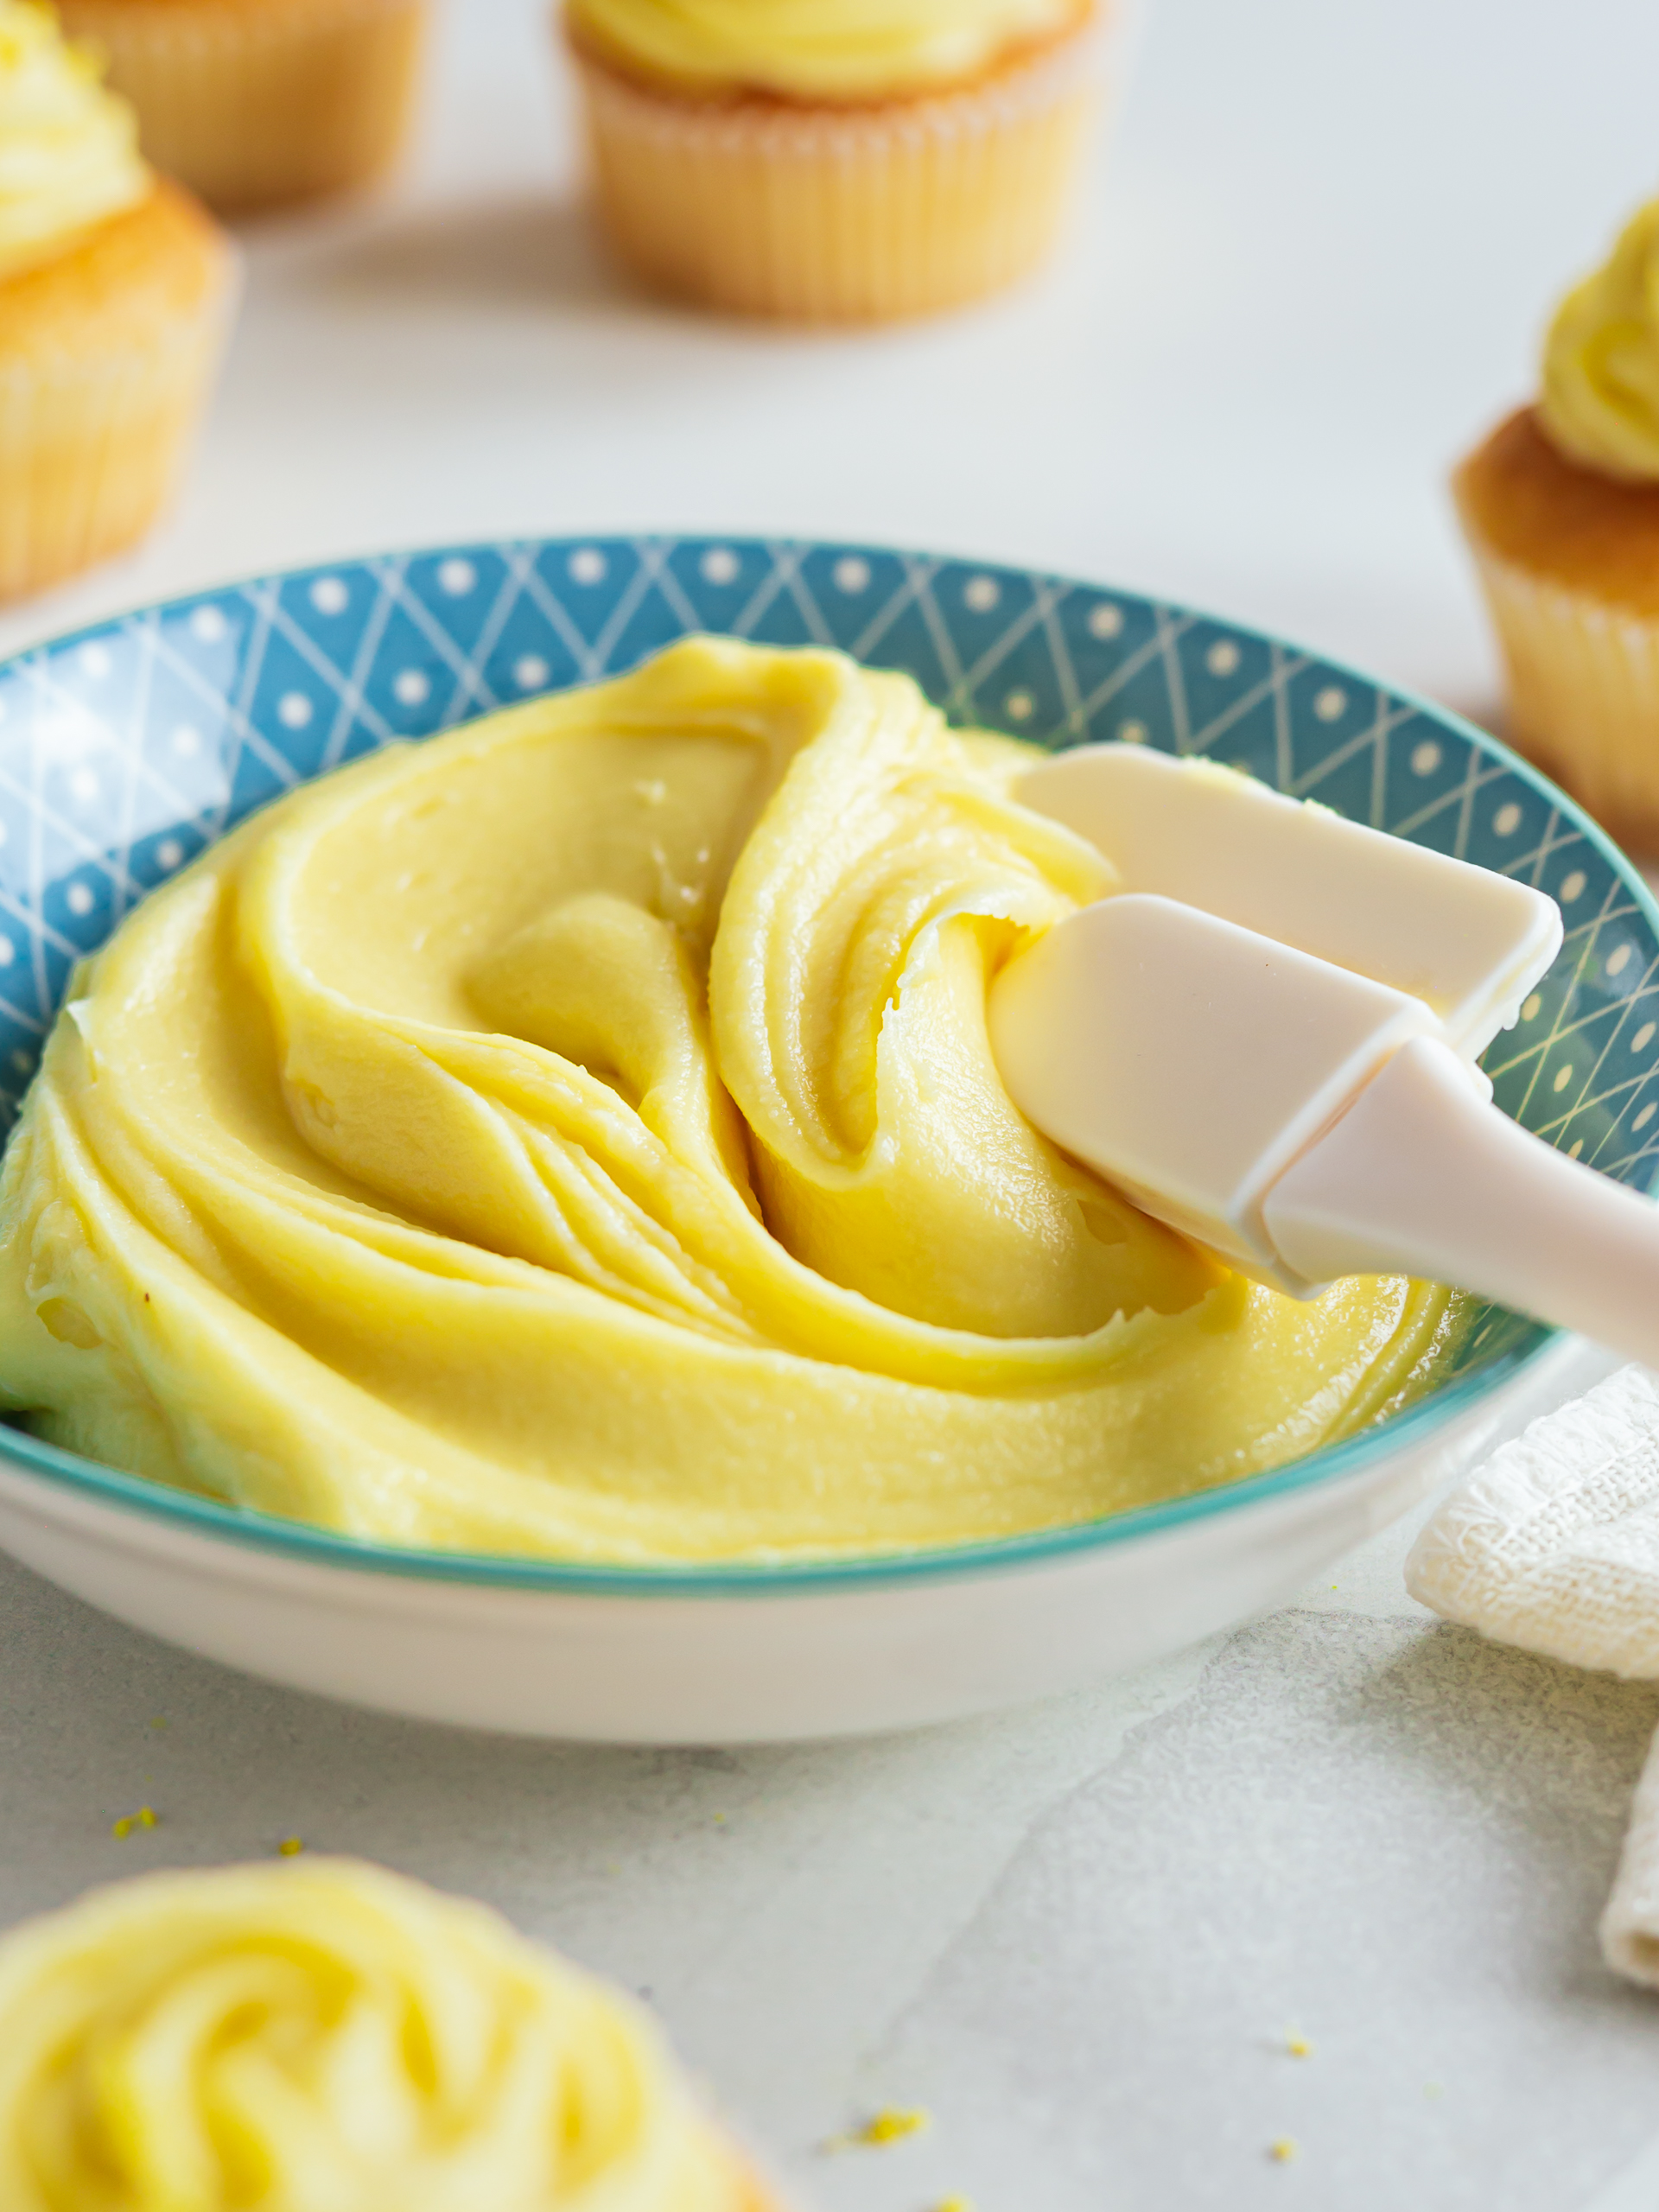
xmin=0 ymin=1857 xmax=777 ymax=2209
xmin=57 ymin=0 xmax=429 ymax=211
xmin=0 ymin=0 xmax=232 ymax=603
xmin=562 ymin=0 xmax=1107 ymax=321
xmin=1455 ymin=197 xmax=1659 ymax=849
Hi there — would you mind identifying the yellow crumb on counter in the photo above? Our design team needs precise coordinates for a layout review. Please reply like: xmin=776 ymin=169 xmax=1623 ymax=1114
xmin=934 ymin=2197 xmax=976 ymax=2212
xmin=111 ymin=1806 xmax=156 ymax=1840
xmin=823 ymin=2106 xmax=932 ymax=2152
xmin=277 ymin=1836 xmax=304 ymax=1857
xmin=1286 ymin=2032 xmax=1312 ymax=2058
xmin=858 ymin=2108 xmax=930 ymax=2145
xmin=1269 ymin=2136 xmax=1300 ymax=2164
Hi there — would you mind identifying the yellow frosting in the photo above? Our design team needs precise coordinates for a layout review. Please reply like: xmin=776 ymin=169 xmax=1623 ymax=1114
xmin=0 ymin=1859 xmax=744 ymax=2211
xmin=1541 ymin=197 xmax=1659 ymax=482
xmin=566 ymin=0 xmax=1083 ymax=99
xmin=0 ymin=639 xmax=1459 ymax=1561
xmin=0 ymin=0 xmax=148 ymax=284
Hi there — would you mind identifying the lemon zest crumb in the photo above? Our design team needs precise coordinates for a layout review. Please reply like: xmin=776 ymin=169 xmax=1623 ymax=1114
xmin=1287 ymin=2033 xmax=1313 ymax=2058
xmin=822 ymin=2107 xmax=931 ymax=2152
xmin=111 ymin=1806 xmax=156 ymax=1840
xmin=857 ymin=2108 xmax=929 ymax=2145
xmin=934 ymin=2198 xmax=976 ymax=2212
xmin=277 ymin=1836 xmax=304 ymax=1857
xmin=1269 ymin=2137 xmax=1299 ymax=2164
xmin=149 ymin=1717 xmax=168 ymax=1732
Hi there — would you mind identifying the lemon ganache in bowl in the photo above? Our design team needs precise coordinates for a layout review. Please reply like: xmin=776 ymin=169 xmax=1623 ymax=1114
xmin=0 ymin=628 xmax=1469 ymax=1562
xmin=0 ymin=537 xmax=1644 ymax=1740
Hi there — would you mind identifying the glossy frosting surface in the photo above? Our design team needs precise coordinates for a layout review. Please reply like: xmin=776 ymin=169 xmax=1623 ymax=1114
xmin=1541 ymin=197 xmax=1659 ymax=482
xmin=566 ymin=0 xmax=1084 ymax=99
xmin=0 ymin=639 xmax=1458 ymax=1561
xmin=0 ymin=1859 xmax=743 ymax=2211
xmin=0 ymin=0 xmax=147 ymax=283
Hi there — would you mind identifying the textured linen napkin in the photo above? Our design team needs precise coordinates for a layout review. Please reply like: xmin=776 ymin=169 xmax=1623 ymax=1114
xmin=1404 ymin=1363 xmax=1659 ymax=1987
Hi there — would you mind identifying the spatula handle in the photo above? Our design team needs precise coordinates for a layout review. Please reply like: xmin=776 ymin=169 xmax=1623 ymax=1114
xmin=1263 ymin=1036 xmax=1659 ymax=1367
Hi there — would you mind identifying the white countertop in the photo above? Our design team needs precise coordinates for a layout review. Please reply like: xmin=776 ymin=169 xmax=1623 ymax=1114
xmin=5 ymin=0 xmax=1659 ymax=2203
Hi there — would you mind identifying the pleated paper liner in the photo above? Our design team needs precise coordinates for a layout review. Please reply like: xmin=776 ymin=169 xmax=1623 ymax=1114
xmin=1462 ymin=539 xmax=1659 ymax=855
xmin=569 ymin=7 xmax=1109 ymax=322
xmin=0 ymin=184 xmax=235 ymax=604
xmin=60 ymin=0 xmax=428 ymax=213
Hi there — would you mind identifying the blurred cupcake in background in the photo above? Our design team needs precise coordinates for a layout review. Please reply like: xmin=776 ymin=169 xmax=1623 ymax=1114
xmin=58 ymin=0 xmax=428 ymax=211
xmin=1456 ymin=196 xmax=1659 ymax=850
xmin=0 ymin=0 xmax=233 ymax=602
xmin=563 ymin=0 xmax=1109 ymax=321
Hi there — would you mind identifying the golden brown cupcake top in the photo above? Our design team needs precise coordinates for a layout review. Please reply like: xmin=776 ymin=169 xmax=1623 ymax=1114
xmin=0 ymin=174 xmax=226 ymax=360
xmin=1454 ymin=405 xmax=1659 ymax=615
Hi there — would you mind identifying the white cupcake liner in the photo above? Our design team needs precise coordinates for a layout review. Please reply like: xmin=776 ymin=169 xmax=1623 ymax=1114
xmin=571 ymin=8 xmax=1112 ymax=321
xmin=60 ymin=0 xmax=428 ymax=211
xmin=0 ymin=251 xmax=236 ymax=603
xmin=1465 ymin=543 xmax=1659 ymax=852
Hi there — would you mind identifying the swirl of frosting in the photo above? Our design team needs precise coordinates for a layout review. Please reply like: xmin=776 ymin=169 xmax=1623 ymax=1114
xmin=0 ymin=1859 xmax=749 ymax=2211
xmin=0 ymin=0 xmax=147 ymax=283
xmin=565 ymin=0 xmax=1086 ymax=99
xmin=0 ymin=638 xmax=1459 ymax=1560
xmin=0 ymin=640 xmax=1459 ymax=1559
xmin=1541 ymin=197 xmax=1659 ymax=482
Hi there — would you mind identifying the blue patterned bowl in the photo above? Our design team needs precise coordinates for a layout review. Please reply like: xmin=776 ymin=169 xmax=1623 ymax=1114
xmin=0 ymin=536 xmax=1650 ymax=1741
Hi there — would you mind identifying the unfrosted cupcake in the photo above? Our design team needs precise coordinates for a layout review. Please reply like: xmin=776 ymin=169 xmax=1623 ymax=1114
xmin=0 ymin=1857 xmax=777 ymax=2209
xmin=58 ymin=0 xmax=429 ymax=210
xmin=562 ymin=0 xmax=1107 ymax=321
xmin=1455 ymin=197 xmax=1659 ymax=849
xmin=0 ymin=0 xmax=233 ymax=602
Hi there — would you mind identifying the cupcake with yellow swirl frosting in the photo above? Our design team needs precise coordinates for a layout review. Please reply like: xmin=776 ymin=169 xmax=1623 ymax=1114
xmin=0 ymin=1857 xmax=776 ymax=2210
xmin=0 ymin=0 xmax=232 ymax=603
xmin=1455 ymin=197 xmax=1659 ymax=849
xmin=563 ymin=0 xmax=1108 ymax=321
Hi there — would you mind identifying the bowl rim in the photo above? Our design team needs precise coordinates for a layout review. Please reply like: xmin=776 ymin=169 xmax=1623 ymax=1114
xmin=1 ymin=532 xmax=1651 ymax=1599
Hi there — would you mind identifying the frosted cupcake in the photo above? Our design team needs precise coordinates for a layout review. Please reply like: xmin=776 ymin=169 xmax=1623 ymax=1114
xmin=1455 ymin=197 xmax=1659 ymax=849
xmin=0 ymin=1857 xmax=776 ymax=2209
xmin=562 ymin=0 xmax=1107 ymax=321
xmin=0 ymin=0 xmax=232 ymax=602
xmin=57 ymin=0 xmax=428 ymax=210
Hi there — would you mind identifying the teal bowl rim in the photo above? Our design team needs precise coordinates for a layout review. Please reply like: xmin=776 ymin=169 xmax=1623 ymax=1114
xmin=1 ymin=544 xmax=1653 ymax=1600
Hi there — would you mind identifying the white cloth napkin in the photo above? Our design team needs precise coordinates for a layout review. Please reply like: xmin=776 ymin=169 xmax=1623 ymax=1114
xmin=1405 ymin=1363 xmax=1659 ymax=1988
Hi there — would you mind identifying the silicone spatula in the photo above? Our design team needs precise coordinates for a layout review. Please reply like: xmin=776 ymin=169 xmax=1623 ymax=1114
xmin=988 ymin=745 xmax=1659 ymax=1367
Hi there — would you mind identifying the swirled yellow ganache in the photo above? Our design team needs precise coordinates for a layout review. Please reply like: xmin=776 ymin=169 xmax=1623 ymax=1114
xmin=563 ymin=0 xmax=1084 ymax=100
xmin=0 ymin=639 xmax=1461 ymax=1562
xmin=0 ymin=1858 xmax=767 ymax=2210
xmin=0 ymin=0 xmax=147 ymax=280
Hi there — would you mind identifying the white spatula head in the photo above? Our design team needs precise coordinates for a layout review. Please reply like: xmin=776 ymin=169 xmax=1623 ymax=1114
xmin=1017 ymin=745 xmax=1562 ymax=1058
xmin=988 ymin=893 xmax=1446 ymax=1289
